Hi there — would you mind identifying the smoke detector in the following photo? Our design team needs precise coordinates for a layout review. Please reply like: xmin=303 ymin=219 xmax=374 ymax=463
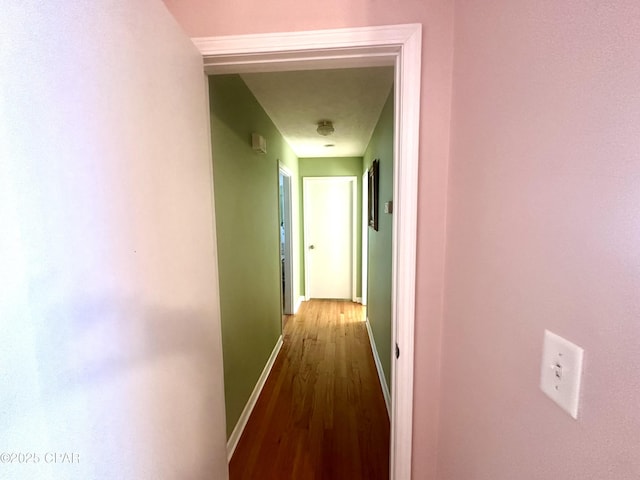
xmin=316 ymin=120 xmax=335 ymax=136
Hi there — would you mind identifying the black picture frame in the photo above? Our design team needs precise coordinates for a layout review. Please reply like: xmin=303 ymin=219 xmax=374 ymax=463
xmin=368 ymin=159 xmax=379 ymax=231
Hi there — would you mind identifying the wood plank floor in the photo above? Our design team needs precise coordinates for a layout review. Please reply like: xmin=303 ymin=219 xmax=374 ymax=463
xmin=229 ymin=300 xmax=390 ymax=480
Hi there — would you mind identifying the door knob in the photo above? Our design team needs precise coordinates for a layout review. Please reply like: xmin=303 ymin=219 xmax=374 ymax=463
xmin=309 ymin=245 xmax=315 ymax=250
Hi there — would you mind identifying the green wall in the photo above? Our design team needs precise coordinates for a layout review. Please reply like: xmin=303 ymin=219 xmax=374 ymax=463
xmin=209 ymin=75 xmax=298 ymax=438
xmin=363 ymin=89 xmax=394 ymax=391
xmin=299 ymin=157 xmax=363 ymax=297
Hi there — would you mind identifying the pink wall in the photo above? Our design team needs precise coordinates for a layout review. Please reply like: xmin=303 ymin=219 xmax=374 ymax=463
xmin=162 ymin=1 xmax=455 ymax=478
xmin=439 ymin=1 xmax=640 ymax=479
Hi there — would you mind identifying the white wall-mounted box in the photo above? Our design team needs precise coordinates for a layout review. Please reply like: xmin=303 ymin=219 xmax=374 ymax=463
xmin=251 ymin=133 xmax=267 ymax=154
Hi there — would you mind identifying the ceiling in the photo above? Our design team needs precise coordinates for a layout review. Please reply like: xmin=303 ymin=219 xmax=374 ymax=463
xmin=240 ymin=67 xmax=394 ymax=158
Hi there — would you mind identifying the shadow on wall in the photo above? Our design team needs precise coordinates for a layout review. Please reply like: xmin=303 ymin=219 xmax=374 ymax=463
xmin=33 ymin=296 xmax=217 ymax=393
xmin=2 ymin=294 xmax=224 ymax=479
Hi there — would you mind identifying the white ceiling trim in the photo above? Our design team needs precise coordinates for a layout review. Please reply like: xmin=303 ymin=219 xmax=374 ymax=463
xmin=192 ymin=25 xmax=416 ymax=74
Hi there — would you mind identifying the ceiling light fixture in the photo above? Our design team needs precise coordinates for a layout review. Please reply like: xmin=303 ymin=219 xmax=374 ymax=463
xmin=316 ymin=120 xmax=335 ymax=136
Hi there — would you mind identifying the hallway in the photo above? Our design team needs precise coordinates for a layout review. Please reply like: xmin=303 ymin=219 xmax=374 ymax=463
xmin=229 ymin=300 xmax=390 ymax=479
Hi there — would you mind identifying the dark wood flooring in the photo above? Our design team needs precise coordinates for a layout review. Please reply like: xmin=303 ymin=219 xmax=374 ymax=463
xmin=229 ymin=300 xmax=390 ymax=480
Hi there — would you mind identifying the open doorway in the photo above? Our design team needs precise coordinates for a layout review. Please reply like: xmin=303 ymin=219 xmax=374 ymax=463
xmin=279 ymin=164 xmax=294 ymax=319
xmin=196 ymin=24 xmax=421 ymax=479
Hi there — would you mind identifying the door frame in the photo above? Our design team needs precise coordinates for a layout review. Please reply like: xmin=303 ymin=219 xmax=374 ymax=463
xmin=361 ymin=169 xmax=369 ymax=307
xmin=279 ymin=164 xmax=294 ymax=315
xmin=193 ymin=24 xmax=421 ymax=480
xmin=302 ymin=176 xmax=357 ymax=302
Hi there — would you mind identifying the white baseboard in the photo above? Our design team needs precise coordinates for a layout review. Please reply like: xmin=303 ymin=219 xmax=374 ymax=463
xmin=365 ymin=317 xmax=391 ymax=417
xmin=227 ymin=335 xmax=283 ymax=461
xmin=356 ymin=297 xmax=362 ymax=304
xmin=294 ymin=296 xmax=305 ymax=313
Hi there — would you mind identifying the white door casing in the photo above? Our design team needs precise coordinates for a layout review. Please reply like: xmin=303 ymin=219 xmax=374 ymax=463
xmin=362 ymin=170 xmax=369 ymax=306
xmin=279 ymin=164 xmax=294 ymax=315
xmin=303 ymin=177 xmax=356 ymax=301
xmin=193 ymin=24 xmax=421 ymax=480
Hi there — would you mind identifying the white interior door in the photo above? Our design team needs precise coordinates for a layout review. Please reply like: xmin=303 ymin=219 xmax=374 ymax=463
xmin=303 ymin=177 xmax=356 ymax=300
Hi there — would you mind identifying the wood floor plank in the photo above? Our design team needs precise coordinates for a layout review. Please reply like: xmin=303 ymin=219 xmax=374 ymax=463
xmin=229 ymin=300 xmax=390 ymax=480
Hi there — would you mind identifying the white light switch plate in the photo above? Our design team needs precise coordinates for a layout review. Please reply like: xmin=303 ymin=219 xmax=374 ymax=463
xmin=540 ymin=330 xmax=584 ymax=419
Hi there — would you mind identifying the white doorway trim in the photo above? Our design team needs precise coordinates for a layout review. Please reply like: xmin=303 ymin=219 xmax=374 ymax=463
xmin=193 ymin=24 xmax=421 ymax=480
xmin=302 ymin=176 xmax=357 ymax=302
xmin=279 ymin=164 xmax=294 ymax=315
xmin=361 ymin=169 xmax=369 ymax=307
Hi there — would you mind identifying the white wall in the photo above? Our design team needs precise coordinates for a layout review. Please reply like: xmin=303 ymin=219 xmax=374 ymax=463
xmin=0 ymin=1 xmax=228 ymax=478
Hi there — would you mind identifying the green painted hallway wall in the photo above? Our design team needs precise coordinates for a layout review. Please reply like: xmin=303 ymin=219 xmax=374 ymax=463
xmin=363 ymin=89 xmax=394 ymax=391
xmin=209 ymin=75 xmax=299 ymax=437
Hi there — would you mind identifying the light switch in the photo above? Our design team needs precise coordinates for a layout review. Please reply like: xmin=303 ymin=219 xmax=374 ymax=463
xmin=540 ymin=330 xmax=584 ymax=419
